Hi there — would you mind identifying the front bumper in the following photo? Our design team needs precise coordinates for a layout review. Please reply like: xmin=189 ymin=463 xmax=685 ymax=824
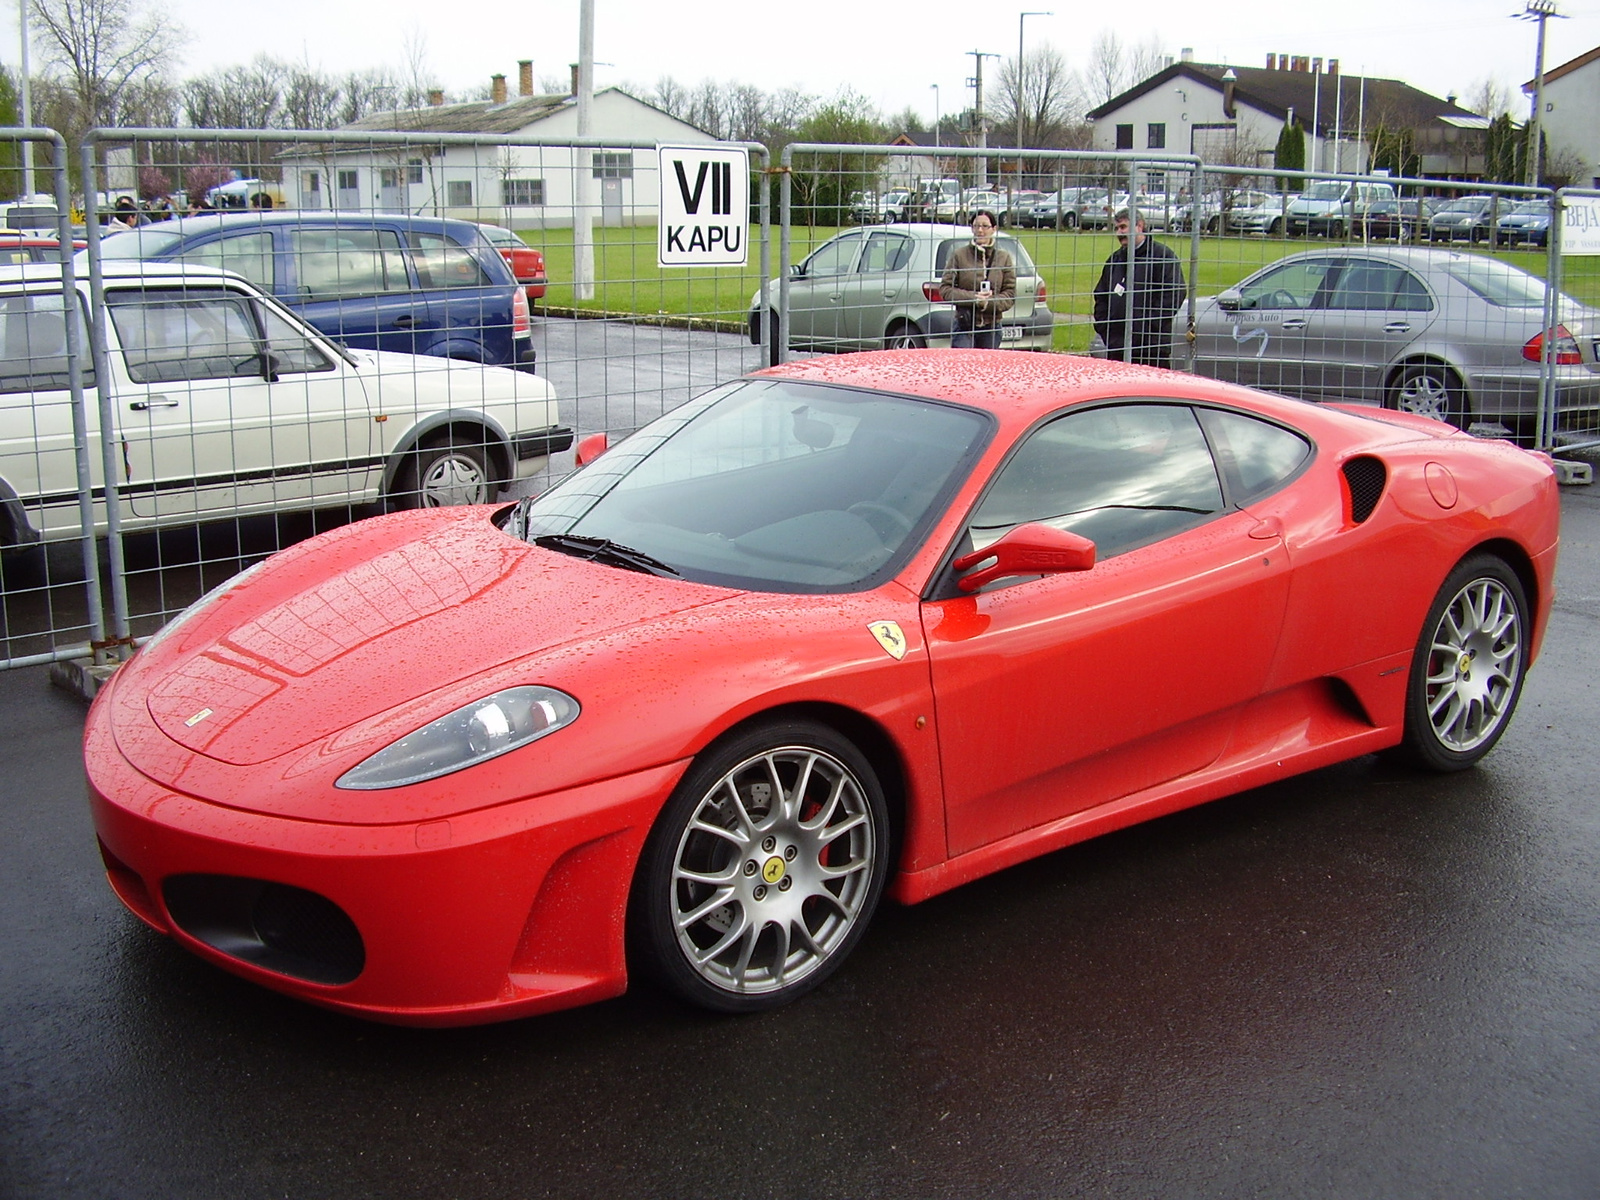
xmin=85 ymin=688 xmax=687 ymax=1026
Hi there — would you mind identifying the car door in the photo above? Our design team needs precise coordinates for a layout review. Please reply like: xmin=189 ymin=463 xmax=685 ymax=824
xmin=1299 ymin=259 xmax=1437 ymax=401
xmin=286 ymin=226 xmax=429 ymax=355
xmin=1195 ymin=257 xmax=1337 ymax=395
xmin=836 ymin=230 xmax=914 ymax=347
xmin=786 ymin=232 xmax=864 ymax=350
xmin=105 ymin=286 xmax=373 ymax=522
xmin=923 ymin=402 xmax=1294 ymax=856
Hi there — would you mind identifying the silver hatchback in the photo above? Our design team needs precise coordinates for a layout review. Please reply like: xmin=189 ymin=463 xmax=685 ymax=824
xmin=749 ymin=224 xmax=1055 ymax=354
xmin=1191 ymin=247 xmax=1600 ymax=431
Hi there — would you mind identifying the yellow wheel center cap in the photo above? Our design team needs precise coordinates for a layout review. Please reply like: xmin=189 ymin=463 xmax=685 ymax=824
xmin=761 ymin=856 xmax=786 ymax=884
xmin=1459 ymin=653 xmax=1473 ymax=676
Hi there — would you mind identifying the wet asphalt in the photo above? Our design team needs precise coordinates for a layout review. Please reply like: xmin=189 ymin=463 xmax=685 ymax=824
xmin=2 ymin=483 xmax=1597 ymax=1200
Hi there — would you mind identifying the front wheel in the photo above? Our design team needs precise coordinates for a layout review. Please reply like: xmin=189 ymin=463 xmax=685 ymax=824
xmin=885 ymin=321 xmax=926 ymax=350
xmin=630 ymin=720 xmax=890 ymax=1013
xmin=1397 ymin=555 xmax=1529 ymax=771
xmin=390 ymin=434 xmax=493 ymax=509
xmin=1389 ymin=363 xmax=1470 ymax=430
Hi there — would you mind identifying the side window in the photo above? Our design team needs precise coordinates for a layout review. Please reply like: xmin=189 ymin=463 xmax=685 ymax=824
xmin=802 ymin=233 xmax=862 ymax=279
xmin=1238 ymin=259 xmax=1336 ymax=310
xmin=291 ymin=228 xmax=408 ymax=300
xmin=411 ymin=233 xmax=493 ymax=289
xmin=108 ymin=291 xmax=262 ymax=384
xmin=1196 ymin=408 xmax=1312 ymax=504
xmin=0 ymin=292 xmax=93 ymax=393
xmin=859 ymin=233 xmax=912 ymax=274
xmin=1325 ymin=261 xmax=1434 ymax=312
xmin=970 ymin=404 xmax=1224 ymax=562
xmin=171 ymin=232 xmax=276 ymax=291
xmin=257 ymin=304 xmax=334 ymax=375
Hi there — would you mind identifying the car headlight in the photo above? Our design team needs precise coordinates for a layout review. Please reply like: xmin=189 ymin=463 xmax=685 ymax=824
xmin=335 ymin=686 xmax=580 ymax=790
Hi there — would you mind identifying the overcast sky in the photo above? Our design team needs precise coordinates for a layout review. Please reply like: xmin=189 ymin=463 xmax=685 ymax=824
xmin=7 ymin=0 xmax=1600 ymax=122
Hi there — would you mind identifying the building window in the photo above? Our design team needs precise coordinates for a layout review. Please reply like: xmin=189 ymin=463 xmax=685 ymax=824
xmin=305 ymin=172 xmax=320 ymax=194
xmin=1147 ymin=123 xmax=1166 ymax=150
xmin=502 ymin=179 xmax=546 ymax=206
xmin=447 ymin=180 xmax=473 ymax=206
xmin=592 ymin=151 xmax=633 ymax=179
xmin=379 ymin=168 xmax=400 ymax=189
xmin=336 ymin=170 xmax=358 ymax=191
xmin=1115 ymin=124 xmax=1134 ymax=150
xmin=407 ymin=159 xmax=424 ymax=185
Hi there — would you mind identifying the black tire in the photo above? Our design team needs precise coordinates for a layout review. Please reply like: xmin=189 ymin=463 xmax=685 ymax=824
xmin=630 ymin=719 xmax=890 ymax=1013
xmin=885 ymin=321 xmax=927 ymax=350
xmin=1388 ymin=362 xmax=1470 ymax=430
xmin=1397 ymin=554 xmax=1529 ymax=771
xmin=1269 ymin=217 xmax=1284 ymax=236
xmin=389 ymin=433 xmax=494 ymax=509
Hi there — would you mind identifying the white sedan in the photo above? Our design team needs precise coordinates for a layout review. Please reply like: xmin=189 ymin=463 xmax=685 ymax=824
xmin=1 ymin=262 xmax=569 ymax=551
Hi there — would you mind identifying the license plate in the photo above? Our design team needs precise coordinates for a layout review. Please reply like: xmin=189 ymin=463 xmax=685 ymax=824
xmin=1001 ymin=325 xmax=1023 ymax=341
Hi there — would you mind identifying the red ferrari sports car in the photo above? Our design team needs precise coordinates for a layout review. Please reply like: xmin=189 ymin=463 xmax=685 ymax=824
xmin=85 ymin=352 xmax=1560 ymax=1025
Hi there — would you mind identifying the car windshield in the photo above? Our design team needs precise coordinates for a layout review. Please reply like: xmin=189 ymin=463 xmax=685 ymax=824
xmin=1438 ymin=197 xmax=1489 ymax=214
xmin=505 ymin=379 xmax=991 ymax=593
xmin=96 ymin=228 xmax=187 ymax=257
xmin=1443 ymin=258 xmax=1551 ymax=307
xmin=1509 ymin=201 xmax=1549 ymax=216
xmin=1304 ymin=183 xmax=1347 ymax=201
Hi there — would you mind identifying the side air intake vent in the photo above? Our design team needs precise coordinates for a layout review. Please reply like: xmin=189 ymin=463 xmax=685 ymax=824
xmin=1343 ymin=456 xmax=1387 ymax=524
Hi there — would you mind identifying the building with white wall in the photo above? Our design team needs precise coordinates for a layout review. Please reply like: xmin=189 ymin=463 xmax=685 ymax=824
xmin=1524 ymin=45 xmax=1600 ymax=188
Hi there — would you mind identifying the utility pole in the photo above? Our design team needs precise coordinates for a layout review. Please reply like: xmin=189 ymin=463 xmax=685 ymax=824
xmin=1518 ymin=0 xmax=1567 ymax=187
xmin=1016 ymin=12 xmax=1051 ymax=187
xmin=967 ymin=50 xmax=1000 ymax=189
xmin=573 ymin=0 xmax=596 ymax=300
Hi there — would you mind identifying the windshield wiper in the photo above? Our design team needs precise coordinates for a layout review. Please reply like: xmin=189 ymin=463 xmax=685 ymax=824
xmin=533 ymin=533 xmax=681 ymax=578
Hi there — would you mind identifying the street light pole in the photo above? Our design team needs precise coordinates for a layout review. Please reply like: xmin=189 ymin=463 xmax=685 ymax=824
xmin=930 ymin=83 xmax=940 ymax=158
xmin=1017 ymin=11 xmax=1051 ymax=185
xmin=17 ymin=0 xmax=33 ymax=194
xmin=1518 ymin=0 xmax=1567 ymax=187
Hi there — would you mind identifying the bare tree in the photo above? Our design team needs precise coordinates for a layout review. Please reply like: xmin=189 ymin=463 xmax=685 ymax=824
xmin=182 ymin=56 xmax=287 ymax=129
xmin=28 ymin=0 xmax=185 ymax=130
xmin=1466 ymin=76 xmax=1515 ymax=119
xmin=1086 ymin=30 xmax=1167 ymax=104
xmin=651 ymin=76 xmax=690 ymax=122
xmin=283 ymin=67 xmax=343 ymax=130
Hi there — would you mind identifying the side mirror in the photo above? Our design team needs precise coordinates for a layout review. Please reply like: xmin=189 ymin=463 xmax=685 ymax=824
xmin=574 ymin=431 xmax=609 ymax=467
xmin=950 ymin=523 xmax=1095 ymax=593
xmin=1217 ymin=290 xmax=1242 ymax=313
xmin=789 ymin=263 xmax=806 ymax=279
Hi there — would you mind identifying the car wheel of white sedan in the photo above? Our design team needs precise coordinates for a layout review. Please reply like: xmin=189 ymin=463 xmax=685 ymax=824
xmin=632 ymin=720 xmax=890 ymax=1013
xmin=1390 ymin=363 xmax=1469 ymax=431
xmin=393 ymin=435 xmax=493 ymax=508
xmin=1399 ymin=554 xmax=1529 ymax=772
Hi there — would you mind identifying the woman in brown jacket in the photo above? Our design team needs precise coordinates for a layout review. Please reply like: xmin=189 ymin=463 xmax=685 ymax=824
xmin=939 ymin=210 xmax=1015 ymax=348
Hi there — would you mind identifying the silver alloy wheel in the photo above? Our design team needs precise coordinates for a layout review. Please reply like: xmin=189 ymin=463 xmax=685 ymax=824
xmin=1394 ymin=366 xmax=1465 ymax=427
xmin=669 ymin=744 xmax=876 ymax=996
xmin=1423 ymin=575 xmax=1524 ymax=753
xmin=419 ymin=451 xmax=490 ymax=506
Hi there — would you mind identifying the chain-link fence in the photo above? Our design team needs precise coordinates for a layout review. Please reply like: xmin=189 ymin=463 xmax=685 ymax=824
xmin=4 ymin=126 xmax=1595 ymax=677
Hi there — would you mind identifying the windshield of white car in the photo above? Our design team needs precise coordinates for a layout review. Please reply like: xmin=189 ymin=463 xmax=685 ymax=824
xmin=1303 ymin=183 xmax=1347 ymax=201
xmin=505 ymin=380 xmax=991 ymax=593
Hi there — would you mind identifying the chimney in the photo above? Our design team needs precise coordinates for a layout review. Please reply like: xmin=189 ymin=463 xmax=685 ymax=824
xmin=1266 ymin=53 xmax=1276 ymax=70
xmin=1328 ymin=58 xmax=1339 ymax=76
xmin=1280 ymin=54 xmax=1291 ymax=71
xmin=1222 ymin=68 xmax=1238 ymax=119
xmin=519 ymin=60 xmax=534 ymax=97
xmin=491 ymin=73 xmax=507 ymax=106
xmin=428 ymin=89 xmax=444 ymax=107
xmin=1180 ymin=47 xmax=1194 ymax=62
xmin=570 ymin=63 xmax=580 ymax=97
xmin=1312 ymin=57 xmax=1323 ymax=75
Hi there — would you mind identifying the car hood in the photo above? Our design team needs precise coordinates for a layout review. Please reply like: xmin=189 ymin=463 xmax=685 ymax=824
xmin=134 ymin=509 xmax=737 ymax=766
xmin=345 ymin=348 xmax=554 ymax=403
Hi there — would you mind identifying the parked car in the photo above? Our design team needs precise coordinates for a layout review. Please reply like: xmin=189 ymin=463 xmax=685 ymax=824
xmin=1355 ymin=198 xmax=1437 ymax=242
xmin=1019 ymin=187 xmax=1107 ymax=230
xmin=849 ymin=189 xmax=911 ymax=224
xmin=956 ymin=190 xmax=1005 ymax=223
xmin=95 ymin=212 xmax=538 ymax=372
xmin=0 ymin=233 xmax=85 ymax=265
xmin=1495 ymin=200 xmax=1554 ymax=248
xmin=1229 ymin=194 xmax=1290 ymax=236
xmin=897 ymin=180 xmax=962 ymax=223
xmin=1286 ymin=180 xmax=1397 ymax=238
xmin=1002 ymin=190 xmax=1046 ymax=226
xmin=84 ymin=348 xmax=1559 ymax=1023
xmin=1191 ymin=246 xmax=1600 ymax=432
xmin=748 ymin=223 xmax=1054 ymax=352
xmin=1427 ymin=195 xmax=1496 ymax=243
xmin=1173 ymin=191 xmax=1278 ymax=234
xmin=0 ymin=262 xmax=569 ymax=552
xmin=476 ymin=223 xmax=548 ymax=300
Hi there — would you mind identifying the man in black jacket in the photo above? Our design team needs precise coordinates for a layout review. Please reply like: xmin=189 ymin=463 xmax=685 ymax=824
xmin=1092 ymin=209 xmax=1186 ymax=368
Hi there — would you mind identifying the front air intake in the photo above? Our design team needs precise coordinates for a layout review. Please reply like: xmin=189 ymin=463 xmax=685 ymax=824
xmin=1342 ymin=457 xmax=1387 ymax=524
xmin=163 ymin=874 xmax=365 ymax=985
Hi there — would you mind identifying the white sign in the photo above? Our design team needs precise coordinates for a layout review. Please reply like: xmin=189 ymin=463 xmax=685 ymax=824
xmin=657 ymin=144 xmax=749 ymax=267
xmin=1561 ymin=196 xmax=1600 ymax=255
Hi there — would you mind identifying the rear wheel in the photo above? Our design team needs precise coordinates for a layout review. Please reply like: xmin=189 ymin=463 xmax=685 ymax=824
xmin=1397 ymin=555 xmax=1529 ymax=771
xmin=1388 ymin=363 xmax=1470 ymax=430
xmin=885 ymin=321 xmax=926 ymax=350
xmin=390 ymin=433 xmax=494 ymax=509
xmin=630 ymin=720 xmax=890 ymax=1012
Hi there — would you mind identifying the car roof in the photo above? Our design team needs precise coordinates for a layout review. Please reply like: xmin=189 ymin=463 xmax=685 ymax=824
xmin=754 ymin=349 xmax=1323 ymax=433
xmin=122 ymin=210 xmax=485 ymax=237
xmin=0 ymin=261 xmax=248 ymax=287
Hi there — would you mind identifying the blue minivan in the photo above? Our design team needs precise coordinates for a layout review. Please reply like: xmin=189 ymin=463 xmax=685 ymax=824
xmin=96 ymin=212 xmax=537 ymax=371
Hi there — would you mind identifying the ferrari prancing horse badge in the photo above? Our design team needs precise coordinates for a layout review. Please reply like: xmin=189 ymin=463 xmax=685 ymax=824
xmin=868 ymin=620 xmax=907 ymax=660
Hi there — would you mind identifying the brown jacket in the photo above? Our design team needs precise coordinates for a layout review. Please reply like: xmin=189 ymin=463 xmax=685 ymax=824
xmin=940 ymin=242 xmax=1016 ymax=329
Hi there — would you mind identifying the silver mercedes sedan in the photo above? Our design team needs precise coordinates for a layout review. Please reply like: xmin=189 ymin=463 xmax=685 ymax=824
xmin=1190 ymin=247 xmax=1600 ymax=432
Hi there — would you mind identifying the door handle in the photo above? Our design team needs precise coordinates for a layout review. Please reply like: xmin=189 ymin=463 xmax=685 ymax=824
xmin=1280 ymin=318 xmax=1308 ymax=330
xmin=129 ymin=397 xmax=180 ymax=410
xmin=1383 ymin=322 xmax=1412 ymax=334
xmin=827 ymin=293 xmax=844 ymax=303
xmin=391 ymin=315 xmax=416 ymax=327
